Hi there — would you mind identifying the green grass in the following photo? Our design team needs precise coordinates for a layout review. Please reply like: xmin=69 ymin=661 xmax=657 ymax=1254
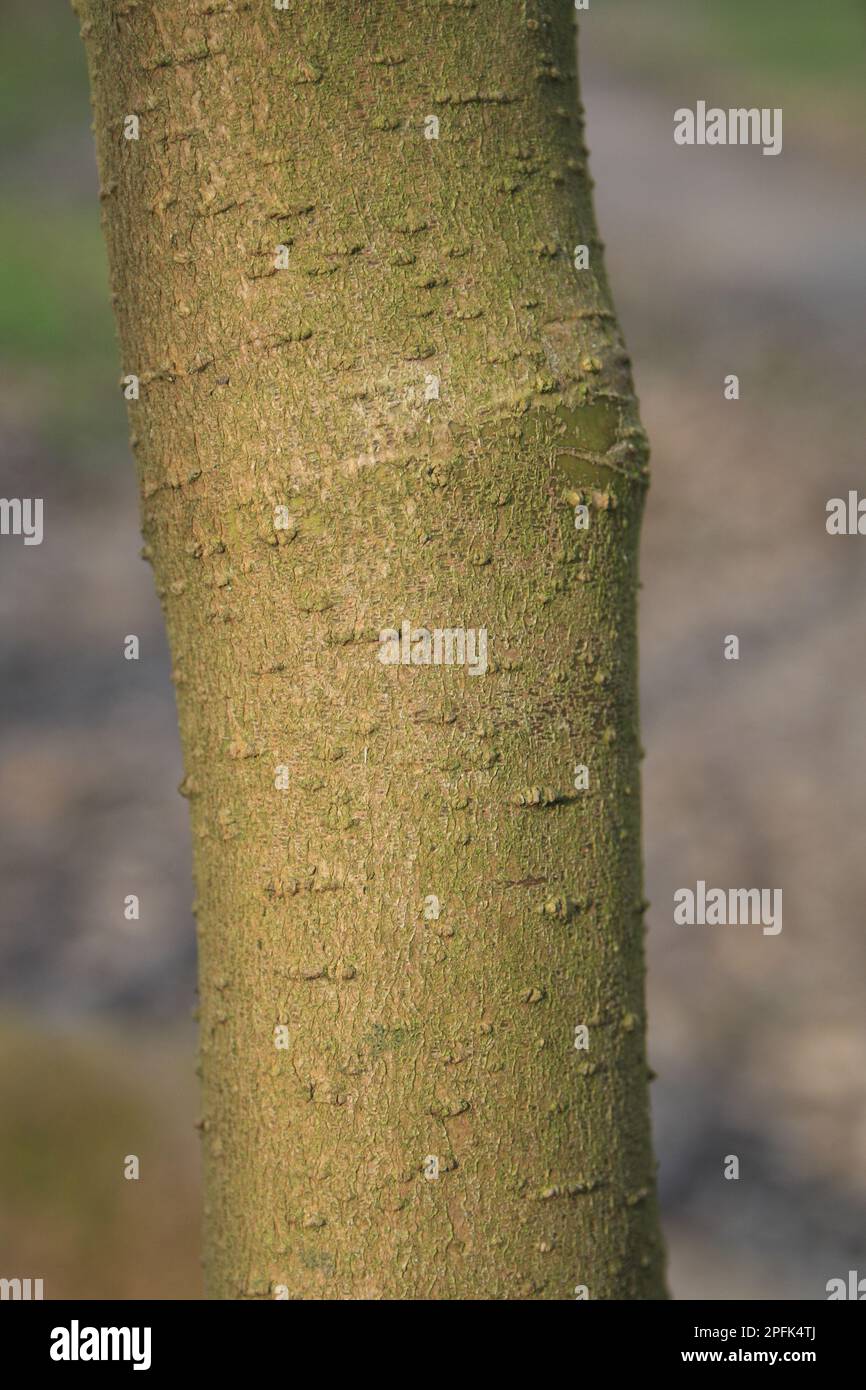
xmin=0 ymin=205 xmax=124 ymax=459
xmin=0 ymin=2 xmax=125 ymax=458
xmin=0 ymin=208 xmax=115 ymax=364
xmin=0 ymin=0 xmax=91 ymax=144
xmin=590 ymin=0 xmax=866 ymax=123
xmin=699 ymin=0 xmax=866 ymax=85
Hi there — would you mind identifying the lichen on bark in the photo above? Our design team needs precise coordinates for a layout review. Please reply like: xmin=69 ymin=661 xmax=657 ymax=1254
xmin=75 ymin=0 xmax=667 ymax=1299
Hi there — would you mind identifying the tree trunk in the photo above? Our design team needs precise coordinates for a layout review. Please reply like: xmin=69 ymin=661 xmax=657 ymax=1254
xmin=75 ymin=0 xmax=666 ymax=1300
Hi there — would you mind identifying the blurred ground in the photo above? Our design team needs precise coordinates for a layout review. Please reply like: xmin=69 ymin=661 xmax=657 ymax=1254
xmin=1 ymin=0 xmax=864 ymax=1298
xmin=581 ymin=1 xmax=866 ymax=1300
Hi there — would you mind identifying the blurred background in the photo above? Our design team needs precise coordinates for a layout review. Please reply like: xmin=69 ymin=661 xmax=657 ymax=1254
xmin=1 ymin=0 xmax=864 ymax=1298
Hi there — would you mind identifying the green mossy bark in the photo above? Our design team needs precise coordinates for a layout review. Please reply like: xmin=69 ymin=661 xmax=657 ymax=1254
xmin=75 ymin=0 xmax=666 ymax=1300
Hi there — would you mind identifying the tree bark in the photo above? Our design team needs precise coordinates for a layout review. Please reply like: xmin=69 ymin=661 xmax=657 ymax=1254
xmin=75 ymin=0 xmax=666 ymax=1300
